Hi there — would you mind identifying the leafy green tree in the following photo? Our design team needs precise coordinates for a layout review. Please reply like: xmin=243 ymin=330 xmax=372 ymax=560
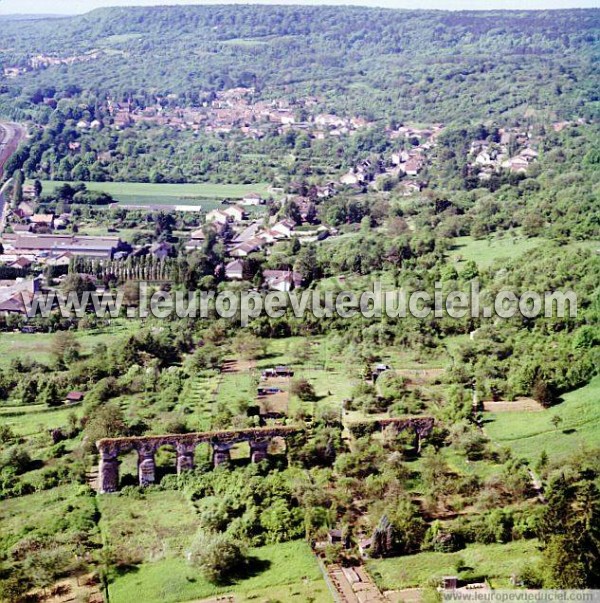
xmin=291 ymin=378 xmax=317 ymax=402
xmin=11 ymin=169 xmax=23 ymax=208
xmin=40 ymin=381 xmax=62 ymax=407
xmin=188 ymin=531 xmax=247 ymax=584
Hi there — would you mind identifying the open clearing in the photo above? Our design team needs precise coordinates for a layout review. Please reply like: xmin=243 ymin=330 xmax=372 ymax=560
xmin=34 ymin=180 xmax=271 ymax=207
xmin=448 ymin=234 xmax=543 ymax=268
xmin=367 ymin=540 xmax=541 ymax=590
xmin=484 ymin=376 xmax=600 ymax=464
xmin=482 ymin=398 xmax=543 ymax=412
xmin=108 ymin=539 xmax=331 ymax=603
xmin=0 ymin=321 xmax=138 ymax=369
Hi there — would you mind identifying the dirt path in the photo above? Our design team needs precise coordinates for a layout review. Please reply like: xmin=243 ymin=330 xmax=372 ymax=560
xmin=483 ymin=398 xmax=543 ymax=412
xmin=221 ymin=358 xmax=256 ymax=373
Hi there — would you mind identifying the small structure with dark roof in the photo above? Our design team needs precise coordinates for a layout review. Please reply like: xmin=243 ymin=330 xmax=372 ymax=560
xmin=65 ymin=391 xmax=85 ymax=405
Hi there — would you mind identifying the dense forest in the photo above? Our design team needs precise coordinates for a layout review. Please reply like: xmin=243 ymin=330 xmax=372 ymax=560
xmin=0 ymin=7 xmax=598 ymax=122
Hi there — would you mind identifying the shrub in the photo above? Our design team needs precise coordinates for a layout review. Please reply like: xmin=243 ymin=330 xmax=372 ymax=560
xmin=188 ymin=530 xmax=247 ymax=584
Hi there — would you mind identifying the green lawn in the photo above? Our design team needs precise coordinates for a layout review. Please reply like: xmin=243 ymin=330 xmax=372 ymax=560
xmin=484 ymin=376 xmax=600 ymax=464
xmin=109 ymin=540 xmax=331 ymax=603
xmin=35 ymin=180 xmax=270 ymax=206
xmin=448 ymin=234 xmax=544 ymax=269
xmin=367 ymin=540 xmax=542 ymax=590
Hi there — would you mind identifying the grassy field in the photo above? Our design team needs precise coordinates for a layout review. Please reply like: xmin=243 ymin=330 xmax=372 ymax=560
xmin=448 ymin=234 xmax=544 ymax=269
xmin=0 ymin=484 xmax=100 ymax=561
xmin=35 ymin=180 xmax=270 ymax=207
xmin=0 ymin=321 xmax=139 ymax=369
xmin=484 ymin=376 xmax=600 ymax=464
xmin=109 ymin=540 xmax=331 ymax=603
xmin=367 ymin=540 xmax=542 ymax=590
xmin=2 ymin=404 xmax=83 ymax=437
xmin=99 ymin=489 xmax=199 ymax=561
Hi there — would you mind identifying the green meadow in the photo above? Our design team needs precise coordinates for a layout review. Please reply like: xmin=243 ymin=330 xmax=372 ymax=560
xmin=367 ymin=540 xmax=542 ymax=590
xmin=448 ymin=234 xmax=544 ymax=269
xmin=0 ymin=321 xmax=139 ymax=369
xmin=484 ymin=376 xmax=600 ymax=464
xmin=34 ymin=180 xmax=271 ymax=207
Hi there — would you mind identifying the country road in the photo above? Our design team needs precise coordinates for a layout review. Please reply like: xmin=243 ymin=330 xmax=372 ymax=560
xmin=0 ymin=121 xmax=25 ymax=235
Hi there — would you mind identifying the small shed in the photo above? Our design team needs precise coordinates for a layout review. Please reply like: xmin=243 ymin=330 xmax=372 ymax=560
xmin=442 ymin=576 xmax=458 ymax=590
xmin=65 ymin=391 xmax=85 ymax=405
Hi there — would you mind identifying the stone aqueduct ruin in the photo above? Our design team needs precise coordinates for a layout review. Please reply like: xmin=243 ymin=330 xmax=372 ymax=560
xmin=96 ymin=418 xmax=434 ymax=494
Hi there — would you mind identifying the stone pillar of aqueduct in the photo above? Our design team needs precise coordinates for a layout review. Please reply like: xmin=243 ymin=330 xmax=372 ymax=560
xmin=96 ymin=419 xmax=434 ymax=494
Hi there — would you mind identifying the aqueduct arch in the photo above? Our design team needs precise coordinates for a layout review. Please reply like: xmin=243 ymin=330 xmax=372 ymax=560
xmin=96 ymin=426 xmax=299 ymax=493
xmin=96 ymin=419 xmax=435 ymax=493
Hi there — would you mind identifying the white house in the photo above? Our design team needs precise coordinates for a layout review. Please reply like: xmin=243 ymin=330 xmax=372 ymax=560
xmin=223 ymin=205 xmax=246 ymax=222
xmin=272 ymin=220 xmax=295 ymax=238
xmin=241 ymin=193 xmax=265 ymax=206
xmin=263 ymin=270 xmax=303 ymax=292
xmin=206 ymin=209 xmax=229 ymax=225
xmin=225 ymin=259 xmax=247 ymax=280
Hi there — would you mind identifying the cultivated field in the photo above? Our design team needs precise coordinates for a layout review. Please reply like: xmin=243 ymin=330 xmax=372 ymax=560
xmin=34 ymin=180 xmax=271 ymax=207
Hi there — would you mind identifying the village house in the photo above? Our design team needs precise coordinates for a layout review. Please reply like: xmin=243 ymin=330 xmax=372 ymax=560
xmin=400 ymin=181 xmax=424 ymax=196
xmin=30 ymin=214 xmax=55 ymax=233
xmin=229 ymin=239 xmax=263 ymax=258
xmin=189 ymin=228 xmax=206 ymax=243
xmin=150 ymin=242 xmax=173 ymax=260
xmin=224 ymin=259 xmax=248 ymax=280
xmin=262 ymin=269 xmax=303 ymax=292
xmin=223 ymin=205 xmax=247 ymax=222
xmin=65 ymin=391 xmax=85 ymax=405
xmin=475 ymin=151 xmax=494 ymax=166
xmin=391 ymin=149 xmax=410 ymax=166
xmin=271 ymin=219 xmax=295 ymax=238
xmin=404 ymin=156 xmax=425 ymax=176
xmin=46 ymin=252 xmax=73 ymax=268
xmin=22 ymin=185 xmax=36 ymax=199
xmin=185 ymin=238 xmax=204 ymax=252
xmin=504 ymin=156 xmax=530 ymax=173
xmin=257 ymin=229 xmax=282 ymax=245
xmin=240 ymin=192 xmax=265 ymax=206
xmin=8 ymin=257 xmax=33 ymax=271
xmin=340 ymin=170 xmax=364 ymax=186
xmin=0 ymin=278 xmax=40 ymax=316
xmin=315 ymin=184 xmax=335 ymax=198
xmin=206 ymin=209 xmax=230 ymax=226
xmin=315 ymin=114 xmax=346 ymax=128
xmin=15 ymin=201 xmax=35 ymax=219
xmin=520 ymin=148 xmax=539 ymax=161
